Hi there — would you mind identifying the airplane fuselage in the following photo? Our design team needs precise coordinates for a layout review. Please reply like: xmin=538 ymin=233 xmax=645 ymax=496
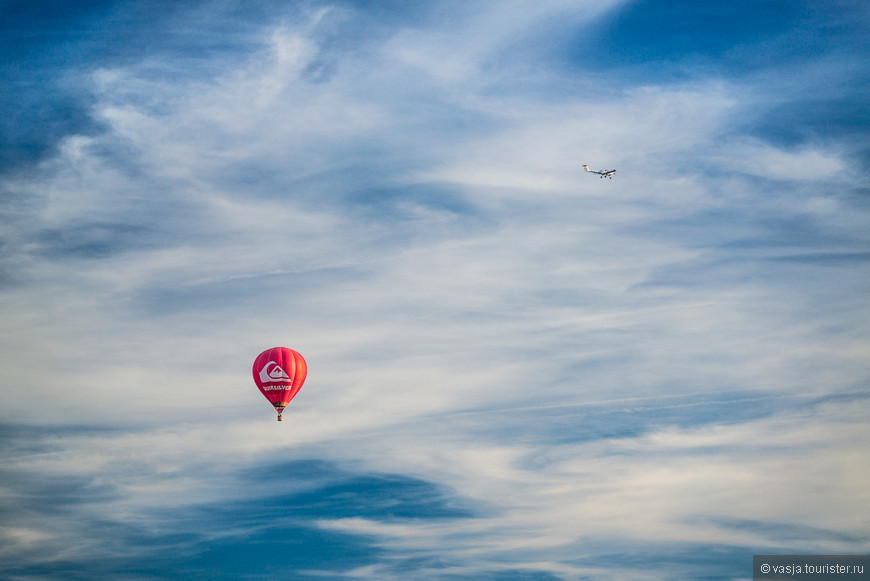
xmin=583 ymin=164 xmax=616 ymax=179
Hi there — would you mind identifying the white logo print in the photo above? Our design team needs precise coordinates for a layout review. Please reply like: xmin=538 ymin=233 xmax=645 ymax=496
xmin=259 ymin=361 xmax=290 ymax=384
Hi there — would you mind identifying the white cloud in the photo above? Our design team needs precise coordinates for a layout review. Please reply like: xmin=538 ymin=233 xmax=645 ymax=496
xmin=708 ymin=139 xmax=847 ymax=181
xmin=1 ymin=1 xmax=869 ymax=578
xmin=311 ymin=398 xmax=870 ymax=575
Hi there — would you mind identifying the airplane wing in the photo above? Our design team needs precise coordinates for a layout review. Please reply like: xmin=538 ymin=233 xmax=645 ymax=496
xmin=583 ymin=164 xmax=616 ymax=178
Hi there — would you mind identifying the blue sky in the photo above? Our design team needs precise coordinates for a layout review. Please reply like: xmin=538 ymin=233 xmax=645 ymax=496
xmin=1 ymin=1 xmax=869 ymax=579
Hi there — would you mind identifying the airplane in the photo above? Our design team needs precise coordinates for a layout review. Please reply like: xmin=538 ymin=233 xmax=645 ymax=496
xmin=583 ymin=164 xmax=616 ymax=179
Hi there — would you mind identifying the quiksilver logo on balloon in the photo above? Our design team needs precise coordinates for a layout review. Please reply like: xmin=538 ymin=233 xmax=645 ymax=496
xmin=259 ymin=361 xmax=290 ymax=385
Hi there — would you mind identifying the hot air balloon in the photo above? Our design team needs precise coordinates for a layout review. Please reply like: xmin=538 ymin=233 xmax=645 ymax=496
xmin=252 ymin=347 xmax=307 ymax=421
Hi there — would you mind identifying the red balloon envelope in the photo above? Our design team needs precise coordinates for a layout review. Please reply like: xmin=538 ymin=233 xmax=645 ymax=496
xmin=252 ymin=347 xmax=307 ymax=421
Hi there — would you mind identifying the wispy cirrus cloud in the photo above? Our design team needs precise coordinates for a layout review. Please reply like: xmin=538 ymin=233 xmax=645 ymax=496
xmin=1 ymin=1 xmax=868 ymax=579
